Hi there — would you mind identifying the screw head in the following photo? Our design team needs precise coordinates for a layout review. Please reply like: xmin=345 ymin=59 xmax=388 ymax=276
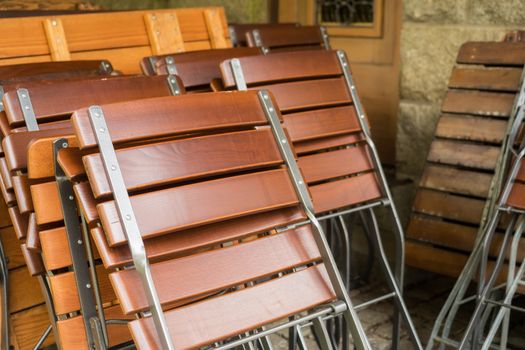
xmin=86 ymin=283 xmax=91 ymax=289
xmin=111 ymin=165 xmax=117 ymax=171
xmin=125 ymin=214 xmax=131 ymax=221
xmin=77 ymin=239 xmax=83 ymax=245
xmin=99 ymin=127 xmax=105 ymax=133
xmin=62 ymin=142 xmax=68 ymax=148
xmin=281 ymin=139 xmax=287 ymax=144
xmin=69 ymin=195 xmax=74 ymax=201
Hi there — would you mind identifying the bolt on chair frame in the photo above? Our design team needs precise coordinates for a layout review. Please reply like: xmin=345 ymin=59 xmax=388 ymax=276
xmin=52 ymin=90 xmax=375 ymax=350
xmin=426 ymin=67 xmax=525 ymax=350
xmin=227 ymin=50 xmax=423 ymax=350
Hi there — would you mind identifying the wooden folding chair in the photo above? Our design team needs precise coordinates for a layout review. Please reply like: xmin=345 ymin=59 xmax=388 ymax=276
xmin=245 ymin=25 xmax=330 ymax=54
xmin=219 ymin=50 xmax=423 ymax=350
xmin=141 ymin=47 xmax=261 ymax=92
xmin=1 ymin=74 xmax=182 ymax=350
xmin=47 ymin=90 xmax=375 ymax=350
xmin=228 ymin=23 xmax=299 ymax=47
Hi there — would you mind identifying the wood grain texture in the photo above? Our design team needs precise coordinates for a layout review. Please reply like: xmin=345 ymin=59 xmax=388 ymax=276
xmin=419 ymin=165 xmax=492 ymax=198
xmin=448 ymin=67 xmax=522 ymax=91
xmin=30 ymin=181 xmax=62 ymax=225
xmin=428 ymin=139 xmax=500 ymax=170
xmin=112 ymin=226 xmax=320 ymax=314
xmin=43 ymin=18 xmax=71 ymax=61
xmin=20 ymin=244 xmax=44 ymax=276
xmin=250 ymin=26 xmax=324 ymax=50
xmin=0 ymin=195 xmax=10 ymax=228
xmin=0 ymin=157 xmax=13 ymax=191
xmin=406 ymin=240 xmax=468 ymax=278
xmin=26 ymin=213 xmax=40 ymax=251
xmin=412 ymin=189 xmax=484 ymax=225
xmin=311 ymin=172 xmax=382 ymax=214
xmin=294 ymin=134 xmax=365 ymax=155
xmin=7 ymin=206 xmax=28 ymax=239
xmin=27 ymin=135 xmax=78 ymax=180
xmin=299 ymin=145 xmax=373 ymax=184
xmin=129 ymin=265 xmax=334 ymax=350
xmin=435 ymin=114 xmax=507 ymax=143
xmin=144 ymin=12 xmax=185 ymax=55
xmin=12 ymin=175 xmax=32 ymax=213
xmin=442 ymin=90 xmax=515 ymax=117
xmin=40 ymin=226 xmax=71 ymax=270
xmin=457 ymin=42 xmax=525 ymax=66
xmin=92 ymin=207 xmax=305 ymax=269
xmin=0 ymin=60 xmax=110 ymax=83
xmin=0 ymin=226 xmax=24 ymax=270
xmin=10 ymin=304 xmax=55 ymax=350
xmin=8 ymin=266 xmax=44 ymax=313
xmin=99 ymin=169 xmax=298 ymax=247
xmin=506 ymin=182 xmax=525 ymax=210
xmin=204 ymin=8 xmax=228 ymax=49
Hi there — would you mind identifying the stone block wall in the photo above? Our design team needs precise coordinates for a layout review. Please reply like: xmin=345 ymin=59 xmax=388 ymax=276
xmin=397 ymin=0 xmax=525 ymax=182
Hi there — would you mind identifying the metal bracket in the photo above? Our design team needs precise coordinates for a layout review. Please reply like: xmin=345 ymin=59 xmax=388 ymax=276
xmin=166 ymin=74 xmax=182 ymax=96
xmin=17 ymin=88 xmax=39 ymax=131
xmin=148 ymin=57 xmax=158 ymax=74
xmin=53 ymin=138 xmax=100 ymax=349
xmin=228 ymin=26 xmax=238 ymax=46
xmin=99 ymin=60 xmax=113 ymax=75
xmin=87 ymin=106 xmax=175 ymax=350
xmin=320 ymin=27 xmax=331 ymax=50
xmin=230 ymin=58 xmax=248 ymax=91
xmin=0 ymin=86 xmax=4 ymax=112
xmin=164 ymin=56 xmax=178 ymax=76
xmin=252 ymin=30 xmax=268 ymax=54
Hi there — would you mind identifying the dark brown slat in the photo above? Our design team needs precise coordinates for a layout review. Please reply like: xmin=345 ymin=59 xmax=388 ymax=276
xmin=12 ymin=175 xmax=32 ymax=213
xmin=254 ymin=26 xmax=323 ymax=49
xmin=0 ymin=157 xmax=12 ymax=191
xmin=0 ymin=60 xmax=110 ymax=83
xmin=294 ymin=134 xmax=365 ymax=155
xmin=412 ymin=189 xmax=484 ymax=225
xmin=7 ymin=206 xmax=28 ymax=240
xmin=448 ymin=67 xmax=522 ymax=91
xmin=457 ymin=42 xmax=525 ymax=66
xmin=26 ymin=213 xmax=40 ymax=251
xmin=220 ymin=50 xmax=341 ymax=88
xmin=82 ymin=129 xmax=283 ymax=198
xmin=256 ymin=77 xmax=351 ymax=113
xmin=99 ymin=169 xmax=298 ymax=247
xmin=442 ymin=90 xmax=515 ymax=117
xmin=112 ymin=226 xmax=320 ymax=314
xmin=3 ymin=75 xmax=175 ymax=127
xmin=230 ymin=23 xmax=298 ymax=47
xmin=73 ymin=182 xmax=99 ymax=224
xmin=21 ymin=244 xmax=44 ymax=276
xmin=283 ymin=106 xmax=360 ymax=143
xmin=311 ymin=172 xmax=382 ymax=214
xmin=129 ymin=265 xmax=335 ymax=350
xmin=0 ymin=175 xmax=15 ymax=205
xmin=93 ymin=207 xmax=306 ymax=269
xmin=435 ymin=114 xmax=507 ymax=143
xmin=516 ymin=160 xmax=525 ymax=182
xmin=506 ymin=182 xmax=525 ymax=210
xmin=73 ymin=91 xmax=268 ymax=149
xmin=419 ymin=165 xmax=492 ymax=198
xmin=428 ymin=139 xmax=500 ymax=170
xmin=298 ymin=145 xmax=373 ymax=184
xmin=406 ymin=240 xmax=468 ymax=278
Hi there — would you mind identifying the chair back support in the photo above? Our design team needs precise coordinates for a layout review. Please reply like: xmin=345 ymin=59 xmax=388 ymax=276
xmin=246 ymin=25 xmax=330 ymax=53
xmin=229 ymin=23 xmax=299 ymax=47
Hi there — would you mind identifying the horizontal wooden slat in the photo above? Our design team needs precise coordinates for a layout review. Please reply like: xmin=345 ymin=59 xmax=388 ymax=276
xmin=130 ymin=265 xmax=335 ymax=350
xmin=93 ymin=207 xmax=306 ymax=269
xmin=412 ymin=189 xmax=484 ymax=225
xmin=294 ymin=134 xmax=365 ymax=155
xmin=70 ymin=46 xmax=152 ymax=74
xmin=406 ymin=240 xmax=468 ymax=278
xmin=448 ymin=67 xmax=522 ymax=91
xmin=72 ymin=92 xmax=268 ymax=149
xmin=99 ymin=169 xmax=298 ymax=247
xmin=40 ymin=226 xmax=72 ymax=271
xmin=83 ymin=129 xmax=282 ymax=198
xmin=20 ymin=244 xmax=44 ymax=276
xmin=255 ymin=26 xmax=323 ymax=49
xmin=506 ymin=182 xmax=525 ymax=210
xmin=435 ymin=114 xmax=507 ymax=143
xmin=0 ymin=157 xmax=13 ymax=191
xmin=442 ymin=90 xmax=515 ymax=117
xmin=419 ymin=164 xmax=492 ymax=198
xmin=0 ymin=17 xmax=49 ymax=58
xmin=49 ymin=264 xmax=115 ymax=315
xmin=9 ymin=266 xmax=44 ymax=313
xmin=257 ymin=77 xmax=351 ymax=113
xmin=299 ymin=145 xmax=373 ymax=184
xmin=30 ymin=181 xmax=62 ymax=225
xmin=112 ymin=226 xmax=320 ymax=314
xmin=428 ymin=139 xmax=500 ymax=170
xmin=457 ymin=42 xmax=525 ymax=66
xmin=0 ymin=197 xmax=10 ymax=228
xmin=311 ymin=172 xmax=382 ymax=214
xmin=283 ymin=106 xmax=360 ymax=142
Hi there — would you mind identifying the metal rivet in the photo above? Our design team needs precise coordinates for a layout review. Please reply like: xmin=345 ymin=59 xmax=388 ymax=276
xmin=166 ymin=57 xmax=174 ymax=64
xmin=62 ymin=142 xmax=68 ymax=148
xmin=360 ymin=115 xmax=365 ymax=118
xmin=21 ymin=94 xmax=27 ymax=98
xmin=86 ymin=283 xmax=91 ymax=289
xmin=77 ymin=240 xmax=83 ymax=245
xmin=51 ymin=20 xmax=57 ymax=26
xmin=156 ymin=31 xmax=160 ymax=36
xmin=176 ymin=48 xmax=183 ymax=53
xmin=351 ymin=86 xmax=355 ymax=90
xmin=24 ymin=106 xmax=29 ymax=110
xmin=125 ymin=214 xmax=131 ymax=221
xmin=298 ymin=180 xmax=304 ymax=185
xmin=69 ymin=195 xmax=74 ymax=201
xmin=169 ymin=78 xmax=176 ymax=83
xmin=269 ymin=107 xmax=274 ymax=112
xmin=263 ymin=94 xmax=269 ymax=99
xmin=281 ymin=139 xmax=287 ymax=144
xmin=342 ymin=62 xmax=347 ymax=67
xmin=99 ymin=127 xmax=105 ymax=133
xmin=152 ymin=15 xmax=157 ymax=20
xmin=175 ymin=90 xmax=180 ymax=94
xmin=56 ymin=38 xmax=61 ymax=44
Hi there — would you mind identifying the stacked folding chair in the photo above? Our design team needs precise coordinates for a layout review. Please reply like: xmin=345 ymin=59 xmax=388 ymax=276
xmin=418 ymin=38 xmax=525 ymax=349
xmin=1 ymin=73 xmax=182 ymax=349
xmin=228 ymin=23 xmax=299 ymax=47
xmin=218 ymin=49 xmax=423 ymax=349
xmin=245 ymin=25 xmax=330 ymax=53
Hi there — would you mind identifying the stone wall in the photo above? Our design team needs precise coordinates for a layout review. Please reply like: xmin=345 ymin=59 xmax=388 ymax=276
xmin=397 ymin=0 xmax=525 ymax=181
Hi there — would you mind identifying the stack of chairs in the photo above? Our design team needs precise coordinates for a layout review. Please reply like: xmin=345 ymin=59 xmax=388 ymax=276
xmin=414 ymin=37 xmax=525 ymax=349
xmin=229 ymin=23 xmax=299 ymax=47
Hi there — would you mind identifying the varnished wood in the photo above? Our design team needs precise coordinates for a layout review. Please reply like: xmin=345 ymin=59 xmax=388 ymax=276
xmin=0 ymin=226 xmax=25 ymax=270
xmin=30 ymin=181 xmax=62 ymax=225
xmin=204 ymin=8 xmax=229 ymax=49
xmin=448 ymin=67 xmax=522 ymax=91
xmin=246 ymin=26 xmax=325 ymax=52
xmin=294 ymin=134 xmax=365 ymax=155
xmin=0 ymin=175 xmax=15 ymax=205
xmin=27 ymin=135 xmax=78 ymax=180
xmin=506 ymin=182 xmax=525 ymax=210
xmin=457 ymin=42 xmax=525 ymax=66
xmin=20 ymin=244 xmax=44 ymax=276
xmin=144 ymin=12 xmax=184 ymax=55
xmin=229 ymin=23 xmax=298 ymax=47
xmin=129 ymin=265 xmax=334 ymax=350
xmin=435 ymin=114 xmax=507 ymax=143
xmin=8 ymin=266 xmax=44 ymax=313
xmin=40 ymin=227 xmax=71 ymax=271
xmin=428 ymin=139 xmax=500 ymax=170
xmin=11 ymin=175 xmax=32 ymax=213
xmin=10 ymin=304 xmax=55 ymax=350
xmin=0 ymin=158 xmax=13 ymax=191
xmin=442 ymin=90 xmax=515 ymax=117
xmin=419 ymin=165 xmax=492 ymax=198
xmin=406 ymin=240 xmax=468 ymax=278
xmin=26 ymin=213 xmax=39 ymax=251
xmin=7 ymin=206 xmax=28 ymax=239
xmin=43 ymin=18 xmax=70 ymax=61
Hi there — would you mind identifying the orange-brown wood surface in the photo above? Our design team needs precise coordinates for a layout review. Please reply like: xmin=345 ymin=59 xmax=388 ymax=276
xmin=10 ymin=304 xmax=55 ymax=350
xmin=248 ymin=26 xmax=324 ymax=50
xmin=20 ymin=244 xmax=44 ymax=276
xmin=506 ymin=182 xmax=525 ymax=209
xmin=442 ymin=90 xmax=515 ymax=117
xmin=30 ymin=181 xmax=62 ymax=225
xmin=294 ymin=134 xmax=364 ymax=155
xmin=457 ymin=42 xmax=525 ymax=66
xmin=0 ymin=226 xmax=25 ymax=270
xmin=11 ymin=175 xmax=32 ymax=213
xmin=0 ymin=158 xmax=13 ymax=191
xmin=27 ymin=135 xmax=78 ymax=180
xmin=7 ymin=206 xmax=28 ymax=239
xmin=448 ymin=67 xmax=522 ymax=91
xmin=435 ymin=114 xmax=507 ymax=143
xmin=129 ymin=265 xmax=334 ymax=350
xmin=8 ymin=266 xmax=44 ymax=313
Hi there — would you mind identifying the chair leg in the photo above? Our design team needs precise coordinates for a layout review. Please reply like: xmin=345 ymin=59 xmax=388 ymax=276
xmin=312 ymin=317 xmax=335 ymax=350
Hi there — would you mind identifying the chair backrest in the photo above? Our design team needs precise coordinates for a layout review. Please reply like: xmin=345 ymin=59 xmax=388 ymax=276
xmin=220 ymin=50 xmax=382 ymax=215
xmin=229 ymin=22 xmax=299 ymax=47
xmin=246 ymin=25 xmax=330 ymax=53
xmin=0 ymin=8 xmax=230 ymax=73
xmin=141 ymin=47 xmax=261 ymax=91
xmin=36 ymin=90 xmax=346 ymax=349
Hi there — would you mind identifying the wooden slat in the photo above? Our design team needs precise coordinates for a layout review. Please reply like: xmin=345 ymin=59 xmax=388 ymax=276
xmin=72 ymin=92 xmax=268 ymax=149
xmin=428 ymin=139 xmax=500 ymax=170
xmin=144 ymin=12 xmax=184 ymax=55
xmin=49 ymin=264 xmax=115 ymax=315
xmin=82 ymin=129 xmax=282 ymax=198
xmin=112 ymin=226 xmax=320 ymax=314
xmin=70 ymin=46 xmax=152 ymax=74
xmin=0 ymin=226 xmax=25 ymax=270
xmin=40 ymin=226 xmax=71 ymax=271
xmin=435 ymin=114 xmax=507 ymax=143
xmin=412 ymin=189 xmax=484 ymax=225
xmin=442 ymin=90 xmax=515 ymax=117
xmin=30 ymin=181 xmax=62 ymax=225
xmin=457 ymin=42 xmax=525 ymax=66
xmin=204 ymin=8 xmax=228 ymax=49
xmin=26 ymin=213 xmax=40 ymax=251
xmin=93 ymin=207 xmax=306 ymax=269
xmin=0 ymin=158 xmax=13 ymax=191
xmin=8 ymin=266 xmax=44 ymax=313
xmin=43 ymin=18 xmax=71 ymax=61
xmin=299 ymin=145 xmax=373 ymax=184
xmin=0 ymin=175 xmax=15 ymax=205
xmin=406 ymin=240 xmax=468 ymax=278
xmin=310 ymin=172 xmax=382 ymax=214
xmin=27 ymin=135 xmax=78 ymax=180
xmin=57 ymin=304 xmax=133 ymax=350
xmin=448 ymin=67 xmax=522 ymax=91
xmin=419 ymin=164 xmax=492 ymax=198
xmin=99 ymin=169 xmax=298 ymax=247
xmin=257 ymin=77 xmax=351 ymax=113
xmin=0 ymin=17 xmax=49 ymax=58
xmin=254 ymin=26 xmax=323 ymax=49
xmin=129 ymin=265 xmax=335 ymax=350
xmin=8 ymin=206 xmax=28 ymax=239
xmin=506 ymin=182 xmax=525 ymax=210
xmin=294 ymin=134 xmax=365 ymax=155
xmin=12 ymin=175 xmax=32 ymax=213
xmin=10 ymin=304 xmax=55 ymax=350
xmin=283 ymin=106 xmax=360 ymax=142
xmin=220 ymin=50 xmax=342 ymax=88
xmin=21 ymin=244 xmax=44 ymax=276
xmin=0 ymin=195 xmax=10 ymax=228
